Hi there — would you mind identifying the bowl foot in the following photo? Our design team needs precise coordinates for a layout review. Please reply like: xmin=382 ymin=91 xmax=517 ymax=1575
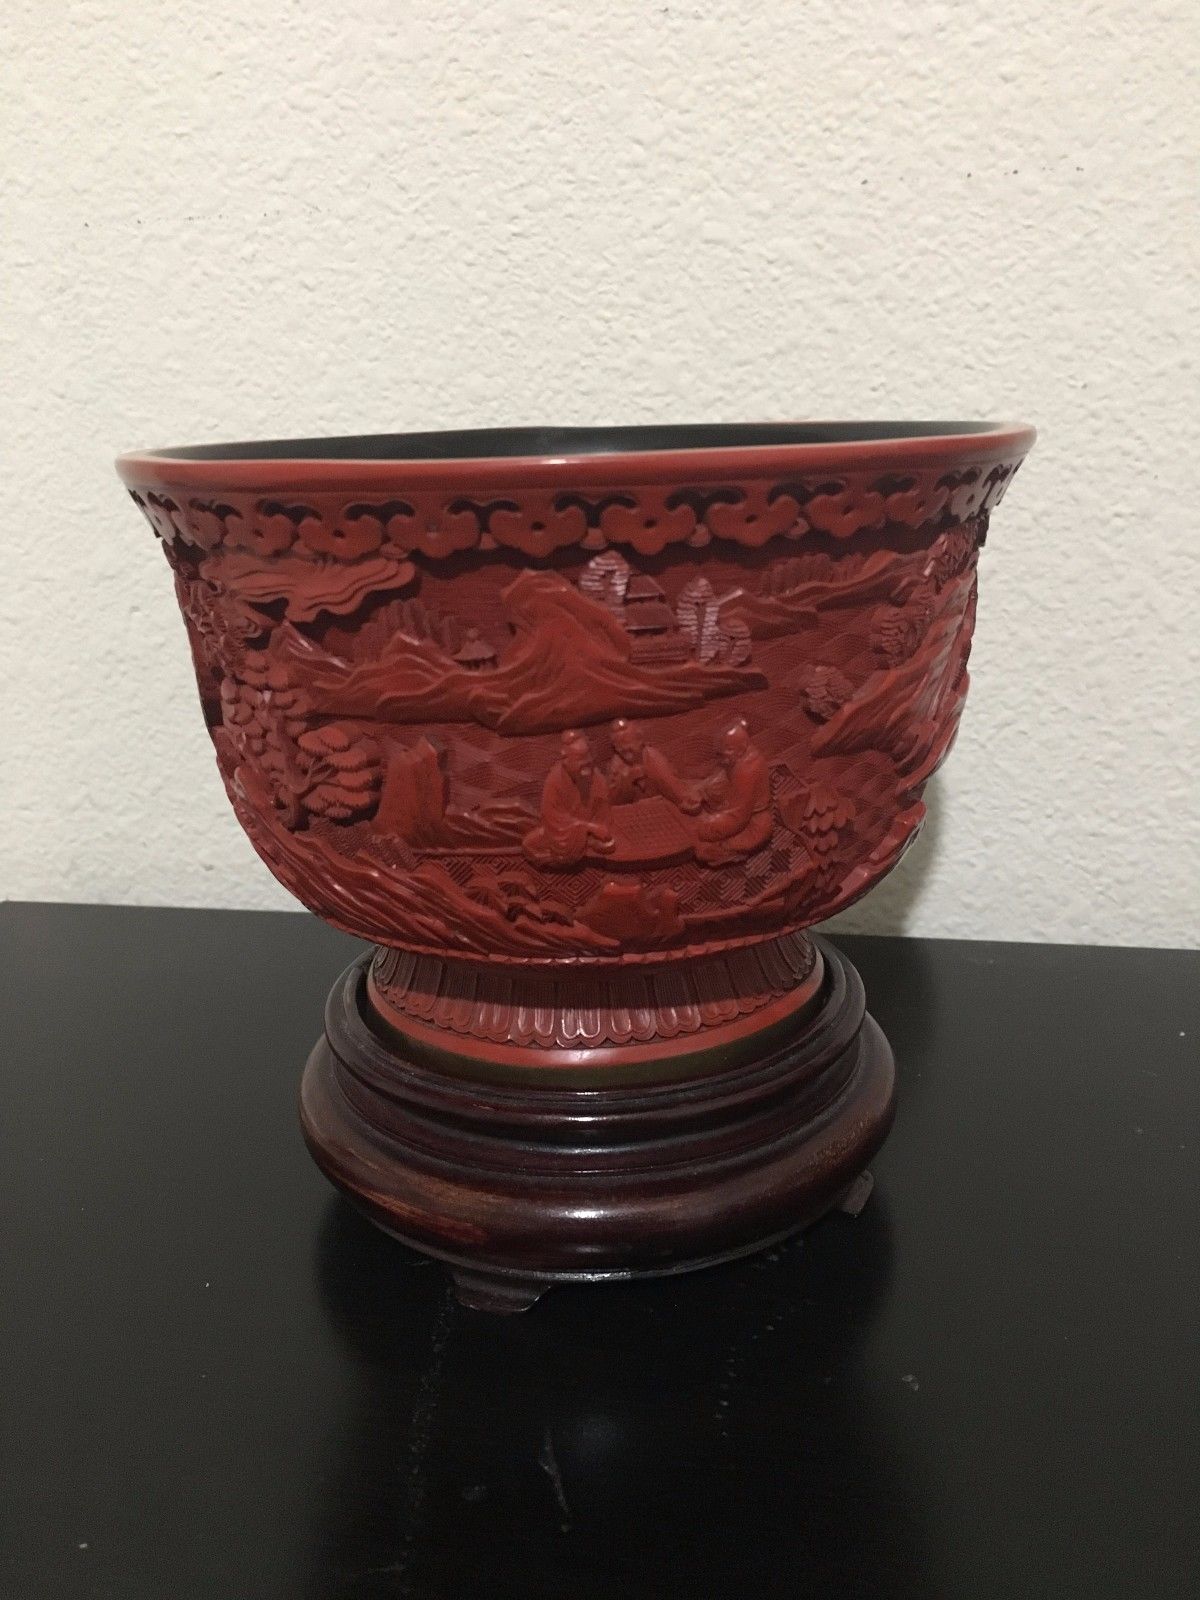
xmin=299 ymin=937 xmax=895 ymax=1311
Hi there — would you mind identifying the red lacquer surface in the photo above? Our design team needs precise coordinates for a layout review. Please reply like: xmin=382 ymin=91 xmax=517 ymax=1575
xmin=119 ymin=429 xmax=1032 ymax=970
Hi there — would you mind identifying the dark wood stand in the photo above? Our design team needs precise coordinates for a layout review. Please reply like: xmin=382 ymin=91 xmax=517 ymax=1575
xmin=299 ymin=936 xmax=895 ymax=1311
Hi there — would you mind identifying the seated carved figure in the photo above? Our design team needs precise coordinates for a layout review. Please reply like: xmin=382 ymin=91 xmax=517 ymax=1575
xmin=694 ymin=718 xmax=774 ymax=866
xmin=605 ymin=718 xmax=700 ymax=813
xmin=522 ymin=730 xmax=615 ymax=867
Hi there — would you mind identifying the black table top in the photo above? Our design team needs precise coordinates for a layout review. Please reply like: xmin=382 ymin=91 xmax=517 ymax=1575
xmin=2 ymin=902 xmax=1196 ymax=1600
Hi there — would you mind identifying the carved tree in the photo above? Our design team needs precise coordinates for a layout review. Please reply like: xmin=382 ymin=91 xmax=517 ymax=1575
xmin=219 ymin=653 xmax=379 ymax=828
xmin=797 ymin=664 xmax=854 ymax=722
xmin=781 ymin=783 xmax=857 ymax=898
xmin=297 ymin=725 xmax=383 ymax=822
xmin=677 ymin=576 xmax=722 ymax=661
xmin=870 ymin=586 xmax=935 ymax=667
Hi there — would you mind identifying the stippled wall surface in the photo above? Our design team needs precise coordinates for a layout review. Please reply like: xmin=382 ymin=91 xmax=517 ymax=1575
xmin=3 ymin=1 xmax=1197 ymax=946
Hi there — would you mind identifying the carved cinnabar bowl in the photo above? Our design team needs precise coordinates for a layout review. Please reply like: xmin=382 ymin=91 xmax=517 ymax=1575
xmin=119 ymin=421 xmax=1034 ymax=1310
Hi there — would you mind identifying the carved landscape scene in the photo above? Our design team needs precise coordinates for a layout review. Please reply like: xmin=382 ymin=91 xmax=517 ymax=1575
xmin=134 ymin=470 xmax=1009 ymax=960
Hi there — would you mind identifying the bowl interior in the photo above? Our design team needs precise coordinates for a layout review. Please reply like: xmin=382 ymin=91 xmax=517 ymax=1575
xmin=148 ymin=421 xmax=1009 ymax=463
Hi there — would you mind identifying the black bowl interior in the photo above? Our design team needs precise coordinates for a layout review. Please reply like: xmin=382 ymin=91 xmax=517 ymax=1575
xmin=154 ymin=421 xmax=1003 ymax=463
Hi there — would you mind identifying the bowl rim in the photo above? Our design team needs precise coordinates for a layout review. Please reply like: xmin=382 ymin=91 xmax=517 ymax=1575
xmin=116 ymin=419 xmax=1036 ymax=493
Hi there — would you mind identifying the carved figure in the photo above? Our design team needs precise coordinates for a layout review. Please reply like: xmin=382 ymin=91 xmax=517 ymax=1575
xmin=606 ymin=719 xmax=700 ymax=812
xmin=694 ymin=718 xmax=773 ymax=866
xmin=522 ymin=730 xmax=615 ymax=866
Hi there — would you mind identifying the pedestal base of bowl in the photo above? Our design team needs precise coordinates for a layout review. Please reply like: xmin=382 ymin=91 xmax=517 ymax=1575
xmin=299 ymin=935 xmax=895 ymax=1312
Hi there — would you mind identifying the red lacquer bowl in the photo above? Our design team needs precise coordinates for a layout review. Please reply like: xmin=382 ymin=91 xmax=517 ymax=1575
xmin=118 ymin=422 xmax=1034 ymax=1309
xmin=118 ymin=422 xmax=1034 ymax=965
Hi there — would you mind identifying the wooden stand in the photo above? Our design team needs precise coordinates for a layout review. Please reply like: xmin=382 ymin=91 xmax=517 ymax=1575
xmin=299 ymin=937 xmax=895 ymax=1312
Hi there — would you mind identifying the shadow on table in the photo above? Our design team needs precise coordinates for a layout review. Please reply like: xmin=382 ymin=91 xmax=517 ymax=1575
xmin=304 ymin=1192 xmax=932 ymax=1600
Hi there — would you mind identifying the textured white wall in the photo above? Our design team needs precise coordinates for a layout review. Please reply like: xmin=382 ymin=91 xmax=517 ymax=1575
xmin=3 ymin=1 xmax=1197 ymax=947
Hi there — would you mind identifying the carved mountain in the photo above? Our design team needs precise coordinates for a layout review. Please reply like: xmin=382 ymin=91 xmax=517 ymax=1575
xmin=276 ymin=623 xmax=478 ymax=724
xmin=485 ymin=571 xmax=764 ymax=733
xmin=375 ymin=736 xmax=530 ymax=848
xmin=728 ymin=547 xmax=917 ymax=639
xmin=280 ymin=570 xmax=764 ymax=735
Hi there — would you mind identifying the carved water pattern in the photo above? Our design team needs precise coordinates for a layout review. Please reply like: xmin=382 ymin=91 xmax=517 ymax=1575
xmin=131 ymin=463 xmax=1018 ymax=961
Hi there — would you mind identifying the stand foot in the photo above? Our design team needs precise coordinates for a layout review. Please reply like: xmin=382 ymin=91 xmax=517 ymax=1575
xmin=836 ymin=1169 xmax=875 ymax=1218
xmin=300 ymin=937 xmax=896 ymax=1311
xmin=451 ymin=1270 xmax=552 ymax=1315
